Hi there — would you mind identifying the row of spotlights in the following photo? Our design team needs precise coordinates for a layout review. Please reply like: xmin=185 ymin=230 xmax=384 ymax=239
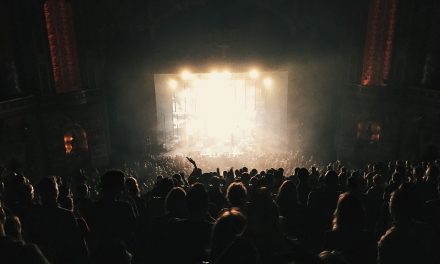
xmin=169 ymin=75 xmax=273 ymax=89
xmin=178 ymin=69 xmax=264 ymax=80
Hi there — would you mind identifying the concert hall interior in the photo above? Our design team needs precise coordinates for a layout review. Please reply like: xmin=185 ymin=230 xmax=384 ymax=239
xmin=1 ymin=0 xmax=440 ymax=264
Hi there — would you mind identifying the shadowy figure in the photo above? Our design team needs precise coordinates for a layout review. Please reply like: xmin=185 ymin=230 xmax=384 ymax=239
xmin=89 ymin=171 xmax=136 ymax=254
xmin=0 ymin=201 xmax=50 ymax=263
xmin=125 ymin=177 xmax=147 ymax=220
xmin=210 ymin=208 xmax=246 ymax=262
xmin=323 ymin=192 xmax=376 ymax=264
xmin=226 ymin=182 xmax=248 ymax=211
xmin=378 ymin=183 xmax=438 ymax=264
xmin=244 ymin=188 xmax=319 ymax=264
xmin=297 ymin=168 xmax=311 ymax=205
xmin=30 ymin=176 xmax=88 ymax=264
xmin=74 ymin=183 xmax=93 ymax=222
xmin=58 ymin=185 xmax=73 ymax=211
xmin=10 ymin=183 xmax=37 ymax=241
xmin=165 ymin=183 xmax=214 ymax=263
xmin=276 ymin=180 xmax=304 ymax=238
xmin=208 ymin=176 xmax=227 ymax=217
xmin=307 ymin=170 xmax=340 ymax=251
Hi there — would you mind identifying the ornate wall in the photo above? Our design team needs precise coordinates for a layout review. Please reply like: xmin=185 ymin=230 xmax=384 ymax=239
xmin=338 ymin=0 xmax=440 ymax=164
xmin=0 ymin=0 xmax=110 ymax=181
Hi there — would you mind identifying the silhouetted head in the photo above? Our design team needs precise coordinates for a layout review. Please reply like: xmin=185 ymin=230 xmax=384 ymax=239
xmin=172 ymin=173 xmax=182 ymax=185
xmin=76 ymin=184 xmax=89 ymax=199
xmin=38 ymin=176 xmax=59 ymax=204
xmin=165 ymin=187 xmax=187 ymax=217
xmin=125 ymin=177 xmax=140 ymax=196
xmin=186 ymin=183 xmax=208 ymax=217
xmin=373 ymin=174 xmax=382 ymax=186
xmin=324 ymin=170 xmax=338 ymax=189
xmin=426 ymin=165 xmax=439 ymax=181
xmin=413 ymin=166 xmax=424 ymax=180
xmin=241 ymin=173 xmax=250 ymax=186
xmin=259 ymin=174 xmax=273 ymax=189
xmin=200 ymin=173 xmax=211 ymax=186
xmin=211 ymin=208 xmax=246 ymax=260
xmin=332 ymin=192 xmax=365 ymax=232
xmin=156 ymin=177 xmax=174 ymax=198
xmin=58 ymin=185 xmax=73 ymax=211
xmin=347 ymin=176 xmax=362 ymax=193
xmin=276 ymin=180 xmax=298 ymax=215
xmin=101 ymin=170 xmax=125 ymax=199
xmin=226 ymin=182 xmax=247 ymax=208
xmin=17 ymin=183 xmax=34 ymax=203
xmin=389 ymin=183 xmax=416 ymax=223
xmin=5 ymin=215 xmax=22 ymax=241
xmin=277 ymin=168 xmax=284 ymax=177
xmin=364 ymin=172 xmax=374 ymax=187
xmin=249 ymin=176 xmax=259 ymax=189
xmin=248 ymin=187 xmax=279 ymax=233
xmin=340 ymin=167 xmax=347 ymax=174
xmin=391 ymin=171 xmax=403 ymax=184
xmin=298 ymin=168 xmax=309 ymax=183
xmin=209 ymin=176 xmax=221 ymax=190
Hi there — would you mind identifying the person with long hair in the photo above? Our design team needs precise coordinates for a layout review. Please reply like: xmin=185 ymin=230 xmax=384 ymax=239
xmin=323 ymin=192 xmax=376 ymax=264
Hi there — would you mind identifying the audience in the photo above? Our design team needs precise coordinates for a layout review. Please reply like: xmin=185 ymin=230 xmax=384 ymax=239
xmin=0 ymin=155 xmax=439 ymax=264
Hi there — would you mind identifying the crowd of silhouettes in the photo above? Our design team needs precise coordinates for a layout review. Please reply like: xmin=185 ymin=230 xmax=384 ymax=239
xmin=0 ymin=157 xmax=439 ymax=264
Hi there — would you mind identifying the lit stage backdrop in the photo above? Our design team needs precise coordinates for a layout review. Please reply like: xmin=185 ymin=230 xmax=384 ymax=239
xmin=154 ymin=70 xmax=288 ymax=156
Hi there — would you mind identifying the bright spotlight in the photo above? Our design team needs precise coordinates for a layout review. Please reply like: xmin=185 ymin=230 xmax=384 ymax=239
xmin=263 ymin=77 xmax=273 ymax=88
xmin=222 ymin=69 xmax=232 ymax=78
xmin=168 ymin=79 xmax=178 ymax=89
xmin=249 ymin=69 xmax=259 ymax=79
xmin=181 ymin=70 xmax=192 ymax=80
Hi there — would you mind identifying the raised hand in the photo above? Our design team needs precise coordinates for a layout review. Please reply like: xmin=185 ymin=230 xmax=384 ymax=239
xmin=186 ymin=157 xmax=197 ymax=168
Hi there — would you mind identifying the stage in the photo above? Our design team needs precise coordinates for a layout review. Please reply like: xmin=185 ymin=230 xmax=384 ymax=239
xmin=154 ymin=68 xmax=288 ymax=156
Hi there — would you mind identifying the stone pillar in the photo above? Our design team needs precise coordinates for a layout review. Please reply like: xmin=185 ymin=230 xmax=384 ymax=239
xmin=361 ymin=0 xmax=398 ymax=86
xmin=43 ymin=0 xmax=81 ymax=93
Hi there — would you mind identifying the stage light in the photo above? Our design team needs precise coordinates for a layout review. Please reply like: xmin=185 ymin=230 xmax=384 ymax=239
xmin=222 ymin=69 xmax=232 ymax=78
xmin=168 ymin=79 xmax=178 ymax=89
xmin=249 ymin=69 xmax=259 ymax=79
xmin=181 ymin=70 xmax=192 ymax=80
xmin=263 ymin=77 xmax=273 ymax=88
xmin=154 ymin=70 xmax=288 ymax=156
